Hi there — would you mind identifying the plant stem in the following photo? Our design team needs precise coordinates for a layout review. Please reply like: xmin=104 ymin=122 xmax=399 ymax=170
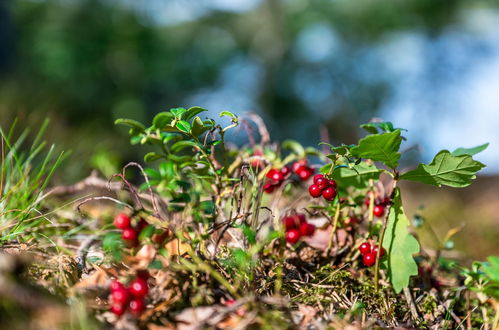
xmin=327 ymin=200 xmax=341 ymax=252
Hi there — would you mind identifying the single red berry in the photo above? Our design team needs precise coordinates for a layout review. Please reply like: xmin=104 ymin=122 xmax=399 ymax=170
xmin=114 ymin=213 xmax=131 ymax=230
xmin=372 ymin=245 xmax=386 ymax=258
xmin=266 ymin=169 xmax=284 ymax=182
xmin=263 ymin=182 xmax=275 ymax=193
xmin=225 ymin=299 xmax=236 ymax=306
xmin=285 ymin=229 xmax=301 ymax=244
xmin=309 ymin=184 xmax=322 ymax=198
xmin=110 ymin=280 xmax=125 ymax=292
xmin=373 ymin=204 xmax=385 ymax=217
xmin=110 ymin=303 xmax=126 ymax=316
xmin=295 ymin=214 xmax=306 ymax=224
xmin=129 ymin=298 xmax=145 ymax=315
xmin=382 ymin=197 xmax=391 ymax=205
xmin=328 ymin=179 xmax=337 ymax=188
xmin=322 ymin=186 xmax=337 ymax=201
xmin=359 ymin=242 xmax=371 ymax=255
xmin=315 ymin=177 xmax=330 ymax=190
xmin=136 ymin=270 xmax=150 ymax=280
xmin=122 ymin=228 xmax=138 ymax=242
xmin=136 ymin=218 xmax=149 ymax=231
xmin=282 ymin=216 xmax=297 ymax=230
xmin=299 ymin=222 xmax=316 ymax=237
xmin=280 ymin=166 xmax=291 ymax=178
xmin=111 ymin=287 xmax=130 ymax=304
xmin=297 ymin=166 xmax=314 ymax=180
xmin=313 ymin=174 xmax=324 ymax=184
xmin=363 ymin=252 xmax=376 ymax=267
xmin=292 ymin=159 xmax=308 ymax=173
xmin=129 ymin=278 xmax=148 ymax=298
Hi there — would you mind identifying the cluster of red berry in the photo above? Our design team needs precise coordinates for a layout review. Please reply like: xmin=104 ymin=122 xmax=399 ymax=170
xmin=109 ymin=271 xmax=149 ymax=316
xmin=282 ymin=214 xmax=316 ymax=244
xmin=364 ymin=194 xmax=390 ymax=217
xmin=114 ymin=213 xmax=149 ymax=247
xmin=292 ymin=159 xmax=315 ymax=181
xmin=263 ymin=167 xmax=292 ymax=193
xmin=308 ymin=174 xmax=337 ymax=201
xmin=359 ymin=242 xmax=386 ymax=267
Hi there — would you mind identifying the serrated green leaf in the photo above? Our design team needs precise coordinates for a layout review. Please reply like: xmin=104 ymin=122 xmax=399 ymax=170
xmin=191 ymin=116 xmax=209 ymax=137
xmin=360 ymin=122 xmax=398 ymax=134
xmin=351 ymin=130 xmax=402 ymax=168
xmin=115 ymin=118 xmax=146 ymax=131
xmin=139 ymin=225 xmax=155 ymax=241
xmin=183 ymin=106 xmax=207 ymax=120
xmin=171 ymin=140 xmax=200 ymax=153
xmin=382 ymin=188 xmax=420 ymax=293
xmin=144 ymin=152 xmax=163 ymax=162
xmin=399 ymin=150 xmax=485 ymax=187
xmin=152 ymin=112 xmax=174 ymax=129
xmin=451 ymin=142 xmax=489 ymax=156
xmin=331 ymin=162 xmax=381 ymax=188
xmin=175 ymin=120 xmax=191 ymax=133
xmin=282 ymin=140 xmax=305 ymax=157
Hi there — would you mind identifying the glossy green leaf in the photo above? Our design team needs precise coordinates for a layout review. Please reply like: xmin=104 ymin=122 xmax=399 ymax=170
xmin=144 ymin=152 xmax=163 ymax=162
xmin=330 ymin=162 xmax=382 ymax=188
xmin=170 ymin=107 xmax=187 ymax=117
xmin=451 ymin=142 xmax=489 ymax=156
xmin=191 ymin=116 xmax=209 ymax=137
xmin=220 ymin=111 xmax=237 ymax=120
xmin=152 ymin=112 xmax=174 ymax=129
xmin=351 ymin=130 xmax=402 ymax=168
xmin=399 ymin=150 xmax=485 ymax=187
xmin=360 ymin=122 xmax=398 ymax=134
xmin=115 ymin=118 xmax=146 ymax=131
xmin=183 ymin=106 xmax=207 ymax=120
xmin=282 ymin=140 xmax=305 ymax=157
xmin=175 ymin=120 xmax=191 ymax=133
xmin=382 ymin=188 xmax=420 ymax=293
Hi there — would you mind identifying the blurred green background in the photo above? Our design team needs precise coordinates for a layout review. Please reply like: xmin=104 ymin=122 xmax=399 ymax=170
xmin=0 ymin=0 xmax=498 ymax=259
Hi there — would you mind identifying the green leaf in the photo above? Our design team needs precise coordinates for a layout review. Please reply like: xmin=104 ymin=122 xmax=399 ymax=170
xmin=360 ymin=122 xmax=398 ymax=134
xmin=170 ymin=107 xmax=187 ymax=117
xmin=482 ymin=256 xmax=499 ymax=283
xmin=282 ymin=140 xmax=305 ymax=157
xmin=102 ymin=232 xmax=124 ymax=261
xmin=220 ymin=111 xmax=237 ymax=120
xmin=330 ymin=162 xmax=382 ymax=188
xmin=152 ymin=112 xmax=174 ymax=129
xmin=144 ymin=152 xmax=163 ymax=162
xmin=171 ymin=140 xmax=199 ymax=153
xmin=451 ymin=142 xmax=489 ymax=156
xmin=183 ymin=106 xmax=207 ymax=121
xmin=175 ymin=120 xmax=191 ymax=134
xmin=399 ymin=150 xmax=485 ymax=187
xmin=115 ymin=118 xmax=146 ymax=131
xmin=382 ymin=188 xmax=420 ymax=293
xmin=350 ymin=130 xmax=402 ymax=168
xmin=191 ymin=116 xmax=209 ymax=137
xmin=139 ymin=225 xmax=155 ymax=241
xmin=331 ymin=144 xmax=356 ymax=155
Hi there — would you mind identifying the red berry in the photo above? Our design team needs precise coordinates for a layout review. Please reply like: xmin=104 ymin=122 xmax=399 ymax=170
xmin=137 ymin=218 xmax=149 ymax=231
xmin=313 ymin=174 xmax=324 ymax=184
xmin=359 ymin=242 xmax=371 ymax=255
xmin=363 ymin=253 xmax=376 ymax=267
xmin=285 ymin=229 xmax=301 ymax=244
xmin=129 ymin=278 xmax=148 ymax=298
xmin=292 ymin=159 xmax=308 ymax=173
xmin=297 ymin=166 xmax=314 ymax=180
xmin=309 ymin=184 xmax=322 ymax=198
xmin=266 ymin=169 xmax=284 ymax=182
xmin=373 ymin=204 xmax=385 ymax=217
xmin=315 ymin=177 xmax=330 ymax=190
xmin=122 ymin=228 xmax=138 ymax=241
xmin=372 ymin=245 xmax=386 ymax=258
xmin=280 ymin=166 xmax=291 ymax=178
xmin=382 ymin=197 xmax=391 ymax=205
xmin=322 ymin=186 xmax=337 ymax=201
xmin=328 ymin=179 xmax=337 ymax=188
xmin=110 ymin=280 xmax=125 ymax=292
xmin=111 ymin=287 xmax=130 ymax=304
xmin=110 ymin=303 xmax=126 ymax=316
xmin=129 ymin=298 xmax=145 ymax=315
xmin=114 ymin=213 xmax=131 ymax=230
xmin=299 ymin=222 xmax=316 ymax=237
xmin=282 ymin=216 xmax=297 ymax=230
xmin=295 ymin=214 xmax=306 ymax=224
xmin=263 ymin=182 xmax=275 ymax=193
xmin=137 ymin=270 xmax=150 ymax=280
xmin=225 ymin=299 xmax=236 ymax=306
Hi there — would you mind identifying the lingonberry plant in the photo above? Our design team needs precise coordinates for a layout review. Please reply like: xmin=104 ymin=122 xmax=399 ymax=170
xmin=105 ymin=107 xmax=489 ymax=327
